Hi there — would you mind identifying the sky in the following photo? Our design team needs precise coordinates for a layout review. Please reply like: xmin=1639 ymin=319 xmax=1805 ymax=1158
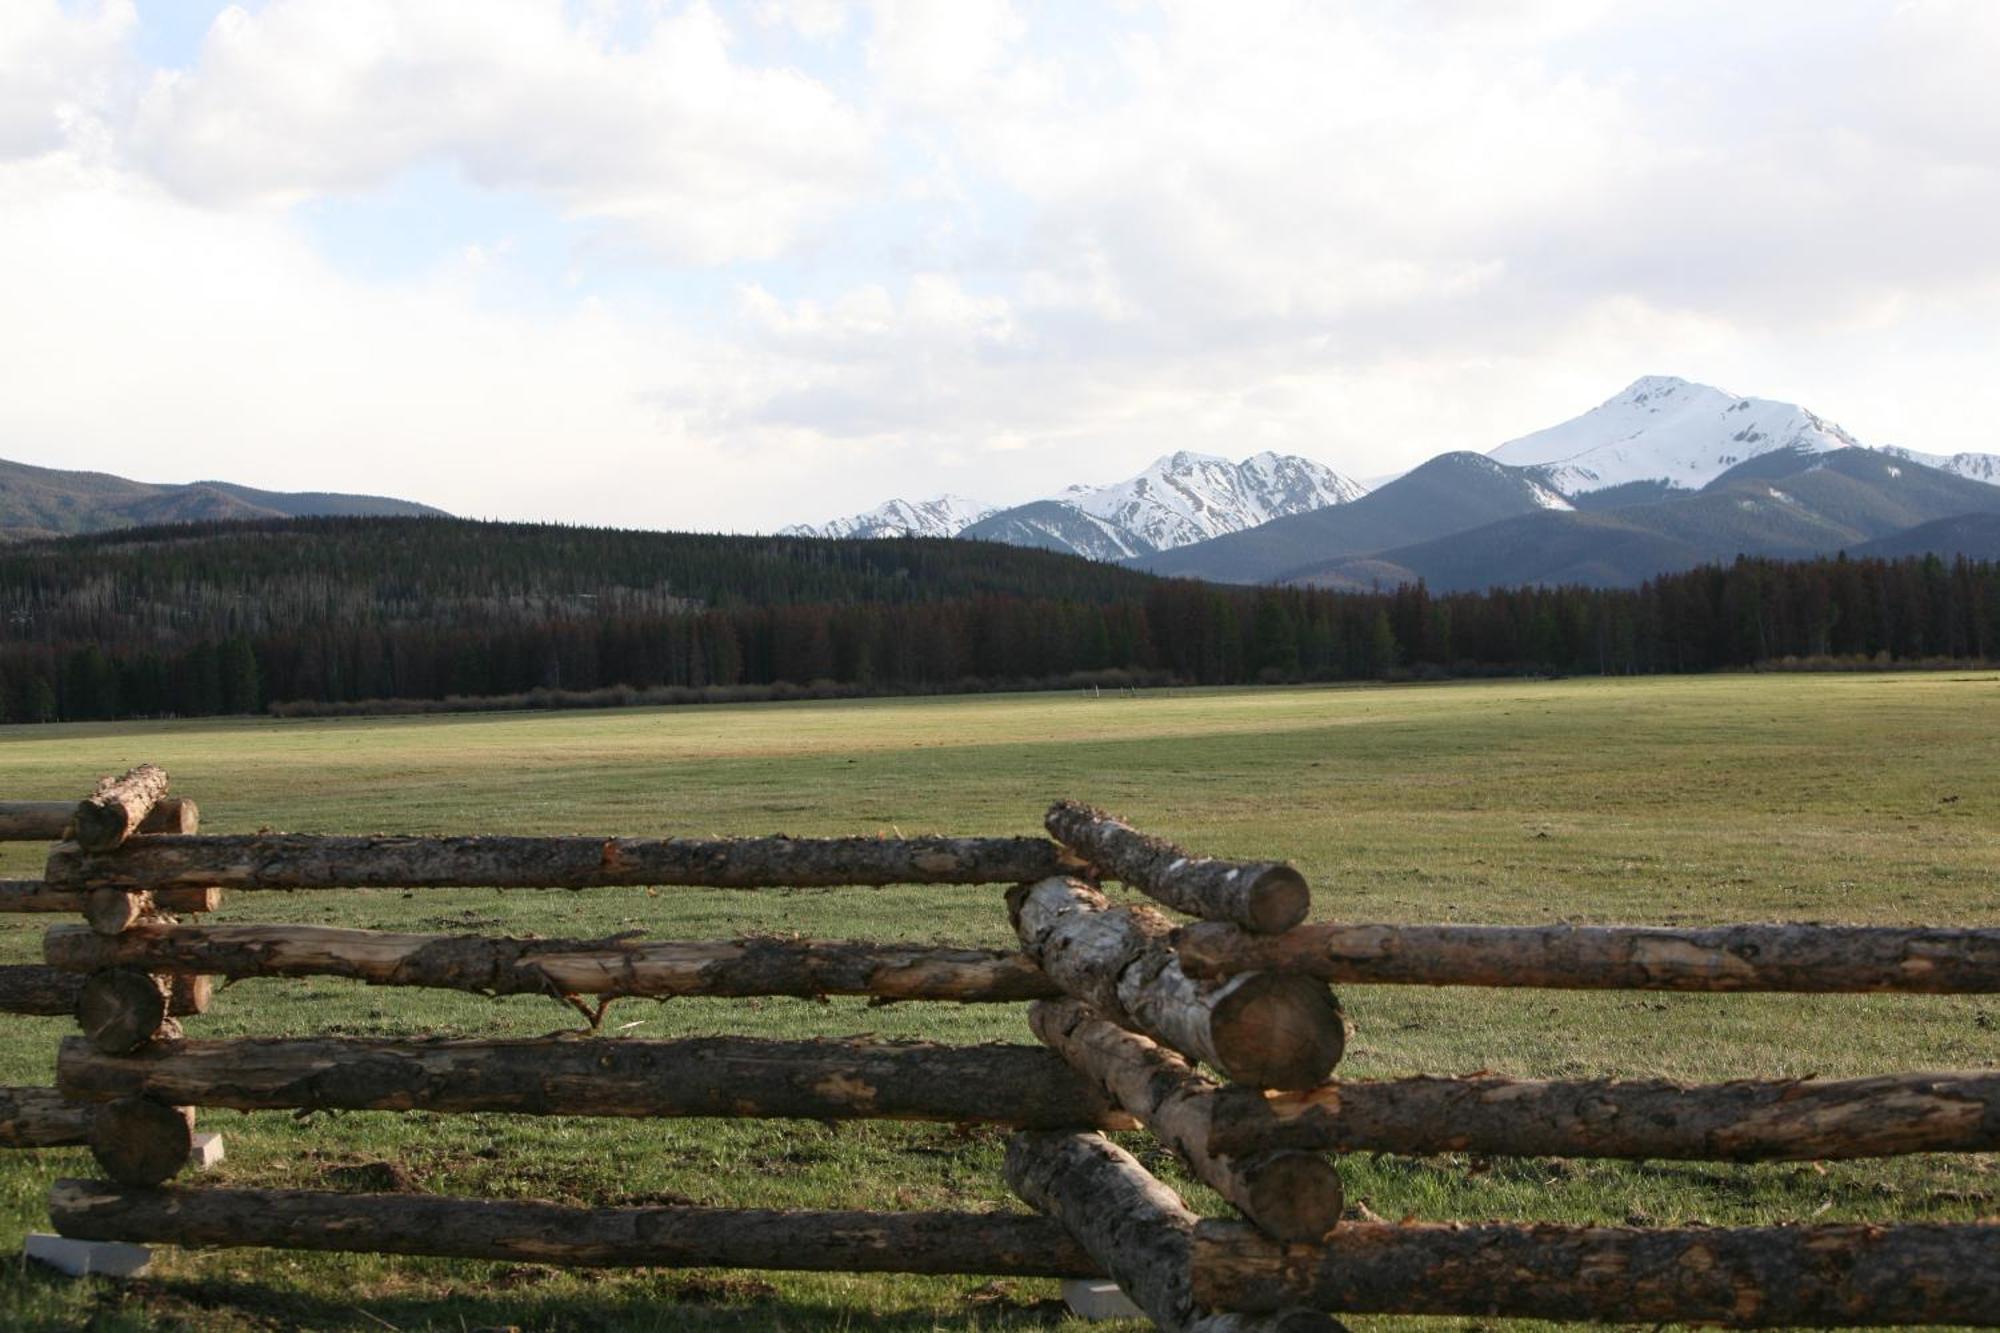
xmin=3 ymin=0 xmax=1998 ymax=532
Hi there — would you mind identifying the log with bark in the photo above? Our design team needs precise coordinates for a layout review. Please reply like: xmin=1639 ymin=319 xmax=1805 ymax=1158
xmin=57 ymin=1034 xmax=1136 ymax=1129
xmin=0 ymin=963 xmax=84 ymax=1016
xmin=1046 ymin=801 xmax=1308 ymax=934
xmin=1200 ymin=1068 xmax=2000 ymax=1161
xmin=1175 ymin=920 xmax=2000 ymax=993
xmin=46 ymin=833 xmax=1073 ymax=891
xmin=73 ymin=765 xmax=172 ymax=853
xmin=1191 ymin=1217 xmax=2000 ymax=1325
xmin=50 ymin=1180 xmax=1098 ymax=1276
xmin=1010 ymin=877 xmax=1344 ymax=1089
xmin=1006 ymin=1131 xmax=1340 ymax=1333
xmin=1029 ymin=1000 xmax=1342 ymax=1241
xmin=0 ymin=798 xmax=197 ymax=848
xmin=75 ymin=968 xmax=178 ymax=1054
xmin=88 ymin=1097 xmax=194 ymax=1186
xmin=45 ymin=922 xmax=1060 ymax=1004
xmin=0 ymin=879 xmax=218 ymax=915
xmin=0 ymin=1085 xmax=94 ymax=1148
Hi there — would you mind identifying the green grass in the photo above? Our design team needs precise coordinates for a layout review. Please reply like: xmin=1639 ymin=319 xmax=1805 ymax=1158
xmin=0 ymin=672 xmax=1997 ymax=1330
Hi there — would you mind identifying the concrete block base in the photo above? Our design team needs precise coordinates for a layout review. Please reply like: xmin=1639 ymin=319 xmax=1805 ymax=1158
xmin=23 ymin=1233 xmax=151 ymax=1278
xmin=1061 ymin=1277 xmax=1144 ymax=1319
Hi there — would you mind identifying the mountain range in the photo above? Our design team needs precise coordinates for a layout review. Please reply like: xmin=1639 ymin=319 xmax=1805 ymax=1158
xmin=798 ymin=375 xmax=2000 ymax=590
xmin=0 ymin=456 xmax=445 ymax=541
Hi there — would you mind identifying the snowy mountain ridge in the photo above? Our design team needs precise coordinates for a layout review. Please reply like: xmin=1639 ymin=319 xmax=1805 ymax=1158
xmin=780 ymin=494 xmax=997 ymax=541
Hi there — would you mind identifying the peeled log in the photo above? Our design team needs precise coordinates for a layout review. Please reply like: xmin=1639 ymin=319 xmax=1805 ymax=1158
xmin=1202 ymin=1068 xmax=2000 ymax=1162
xmin=1011 ymin=877 xmax=1344 ymax=1090
xmin=50 ymin=1180 xmax=1097 ymax=1277
xmin=73 ymin=765 xmax=171 ymax=853
xmin=88 ymin=1097 xmax=194 ymax=1186
xmin=0 ymin=963 xmax=84 ymax=1016
xmin=0 ymin=882 xmax=217 ymax=916
xmin=0 ymin=1086 xmax=94 ymax=1147
xmin=1175 ymin=920 xmax=2000 ymax=993
xmin=1006 ymin=1132 xmax=1339 ymax=1333
xmin=45 ymin=922 xmax=1059 ymax=1004
xmin=0 ymin=799 xmax=197 ymax=850
xmin=46 ymin=833 xmax=1071 ymax=892
xmin=1047 ymin=801 xmax=1308 ymax=934
xmin=1192 ymin=1218 xmax=2000 ymax=1325
xmin=1030 ymin=1000 xmax=1342 ymax=1241
xmin=58 ymin=1034 xmax=1135 ymax=1129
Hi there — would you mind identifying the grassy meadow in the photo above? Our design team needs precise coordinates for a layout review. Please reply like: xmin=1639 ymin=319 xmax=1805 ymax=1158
xmin=0 ymin=671 xmax=1996 ymax=1330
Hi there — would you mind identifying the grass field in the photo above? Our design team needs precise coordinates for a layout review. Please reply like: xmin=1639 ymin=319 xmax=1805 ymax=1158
xmin=0 ymin=672 xmax=1996 ymax=1330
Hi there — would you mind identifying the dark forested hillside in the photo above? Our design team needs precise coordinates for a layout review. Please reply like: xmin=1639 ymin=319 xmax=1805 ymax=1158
xmin=1 ymin=516 xmax=1995 ymax=722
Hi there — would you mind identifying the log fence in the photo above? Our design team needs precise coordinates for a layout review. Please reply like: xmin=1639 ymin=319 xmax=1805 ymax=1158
xmin=10 ymin=765 xmax=1998 ymax=1326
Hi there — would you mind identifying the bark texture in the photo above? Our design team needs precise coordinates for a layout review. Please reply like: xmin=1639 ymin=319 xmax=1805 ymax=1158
xmin=57 ymin=1034 xmax=1135 ymax=1129
xmin=1192 ymin=1218 xmax=2000 ymax=1325
xmin=0 ymin=883 xmax=217 ymax=916
xmin=0 ymin=802 xmax=76 ymax=843
xmin=0 ymin=1085 xmax=94 ymax=1148
xmin=49 ymin=1180 xmax=1098 ymax=1276
xmin=88 ymin=1097 xmax=193 ymax=1185
xmin=1175 ymin=920 xmax=2000 ymax=993
xmin=1030 ymin=1000 xmax=1342 ymax=1241
xmin=76 ymin=968 xmax=174 ymax=1055
xmin=1202 ymin=1069 xmax=2000 ymax=1161
xmin=1047 ymin=801 xmax=1308 ymax=935
xmin=45 ymin=922 xmax=1059 ymax=1004
xmin=0 ymin=963 xmax=83 ymax=1016
xmin=1006 ymin=1131 xmax=1339 ymax=1333
xmin=1011 ymin=877 xmax=1344 ymax=1089
xmin=46 ymin=833 xmax=1071 ymax=891
xmin=74 ymin=765 xmax=171 ymax=853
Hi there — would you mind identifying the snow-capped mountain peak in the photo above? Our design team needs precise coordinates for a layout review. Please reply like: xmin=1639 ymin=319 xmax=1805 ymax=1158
xmin=1488 ymin=375 xmax=1860 ymax=495
xmin=1058 ymin=450 xmax=1368 ymax=551
xmin=780 ymin=493 xmax=996 ymax=541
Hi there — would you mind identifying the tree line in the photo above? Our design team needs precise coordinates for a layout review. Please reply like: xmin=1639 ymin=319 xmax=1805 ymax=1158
xmin=1 ymin=517 xmax=1994 ymax=723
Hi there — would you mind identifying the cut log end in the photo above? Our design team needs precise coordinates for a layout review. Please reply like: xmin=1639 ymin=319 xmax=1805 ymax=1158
xmin=1209 ymin=975 xmax=1346 ymax=1090
xmin=76 ymin=969 xmax=172 ymax=1055
xmin=84 ymin=889 xmax=150 ymax=936
xmin=74 ymin=765 xmax=171 ymax=854
xmin=1232 ymin=1152 xmax=1344 ymax=1243
xmin=1242 ymin=867 xmax=1310 ymax=936
xmin=88 ymin=1097 xmax=193 ymax=1186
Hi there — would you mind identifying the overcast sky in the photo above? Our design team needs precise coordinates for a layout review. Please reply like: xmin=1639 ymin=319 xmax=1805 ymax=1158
xmin=4 ymin=1 xmax=1998 ymax=531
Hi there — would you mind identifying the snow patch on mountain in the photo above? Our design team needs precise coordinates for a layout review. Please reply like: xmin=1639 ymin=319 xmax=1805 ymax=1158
xmin=781 ymin=494 xmax=997 ymax=541
xmin=1877 ymin=446 xmax=2000 ymax=487
xmin=1063 ymin=450 xmax=1367 ymax=551
xmin=1491 ymin=375 xmax=1860 ymax=495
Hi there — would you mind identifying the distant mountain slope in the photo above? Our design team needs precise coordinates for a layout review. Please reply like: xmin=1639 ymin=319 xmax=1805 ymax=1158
xmin=1877 ymin=445 xmax=2000 ymax=487
xmin=793 ymin=450 xmax=1365 ymax=559
xmin=1491 ymin=375 xmax=1860 ymax=495
xmin=1132 ymin=452 xmax=1569 ymax=583
xmin=1850 ymin=513 xmax=2000 ymax=561
xmin=1288 ymin=448 xmax=2000 ymax=591
xmin=0 ymin=457 xmax=445 ymax=540
xmin=780 ymin=494 xmax=996 ymax=540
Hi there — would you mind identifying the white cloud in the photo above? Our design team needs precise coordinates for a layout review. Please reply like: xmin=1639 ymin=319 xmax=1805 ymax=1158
xmin=0 ymin=0 xmax=133 ymax=159
xmin=130 ymin=0 xmax=874 ymax=263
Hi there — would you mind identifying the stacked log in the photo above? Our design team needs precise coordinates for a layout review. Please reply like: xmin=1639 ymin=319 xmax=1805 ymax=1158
xmin=0 ymin=1086 xmax=94 ymax=1148
xmin=45 ymin=923 xmax=1061 ymax=1004
xmin=1174 ymin=919 xmax=2000 ymax=993
xmin=57 ymin=1034 xmax=1136 ymax=1129
xmin=1045 ymin=801 xmax=1309 ymax=934
xmin=0 ymin=882 xmax=219 ymax=915
xmin=1193 ymin=1217 xmax=2000 ymax=1325
xmin=50 ymin=1180 xmax=1098 ymax=1276
xmin=1010 ymin=876 xmax=1344 ymax=1089
xmin=73 ymin=766 xmax=173 ymax=852
xmin=46 ymin=833 xmax=1072 ymax=891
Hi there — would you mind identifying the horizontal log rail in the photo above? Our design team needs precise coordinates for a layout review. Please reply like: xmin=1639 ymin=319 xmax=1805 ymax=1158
xmin=1204 ymin=1068 xmax=2000 ymax=1161
xmin=0 ymin=963 xmax=83 ymax=1016
xmin=50 ymin=1180 xmax=1098 ymax=1277
xmin=1045 ymin=801 xmax=1308 ymax=935
xmin=0 ymin=798 xmax=197 ymax=846
xmin=46 ymin=833 xmax=1073 ymax=891
xmin=57 ymin=1034 xmax=1136 ymax=1129
xmin=1175 ymin=919 xmax=2000 ymax=992
xmin=45 ymin=922 xmax=1061 ymax=1004
xmin=1192 ymin=1217 xmax=2000 ymax=1325
xmin=0 ymin=1086 xmax=93 ymax=1148
xmin=0 ymin=880 xmax=219 ymax=916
